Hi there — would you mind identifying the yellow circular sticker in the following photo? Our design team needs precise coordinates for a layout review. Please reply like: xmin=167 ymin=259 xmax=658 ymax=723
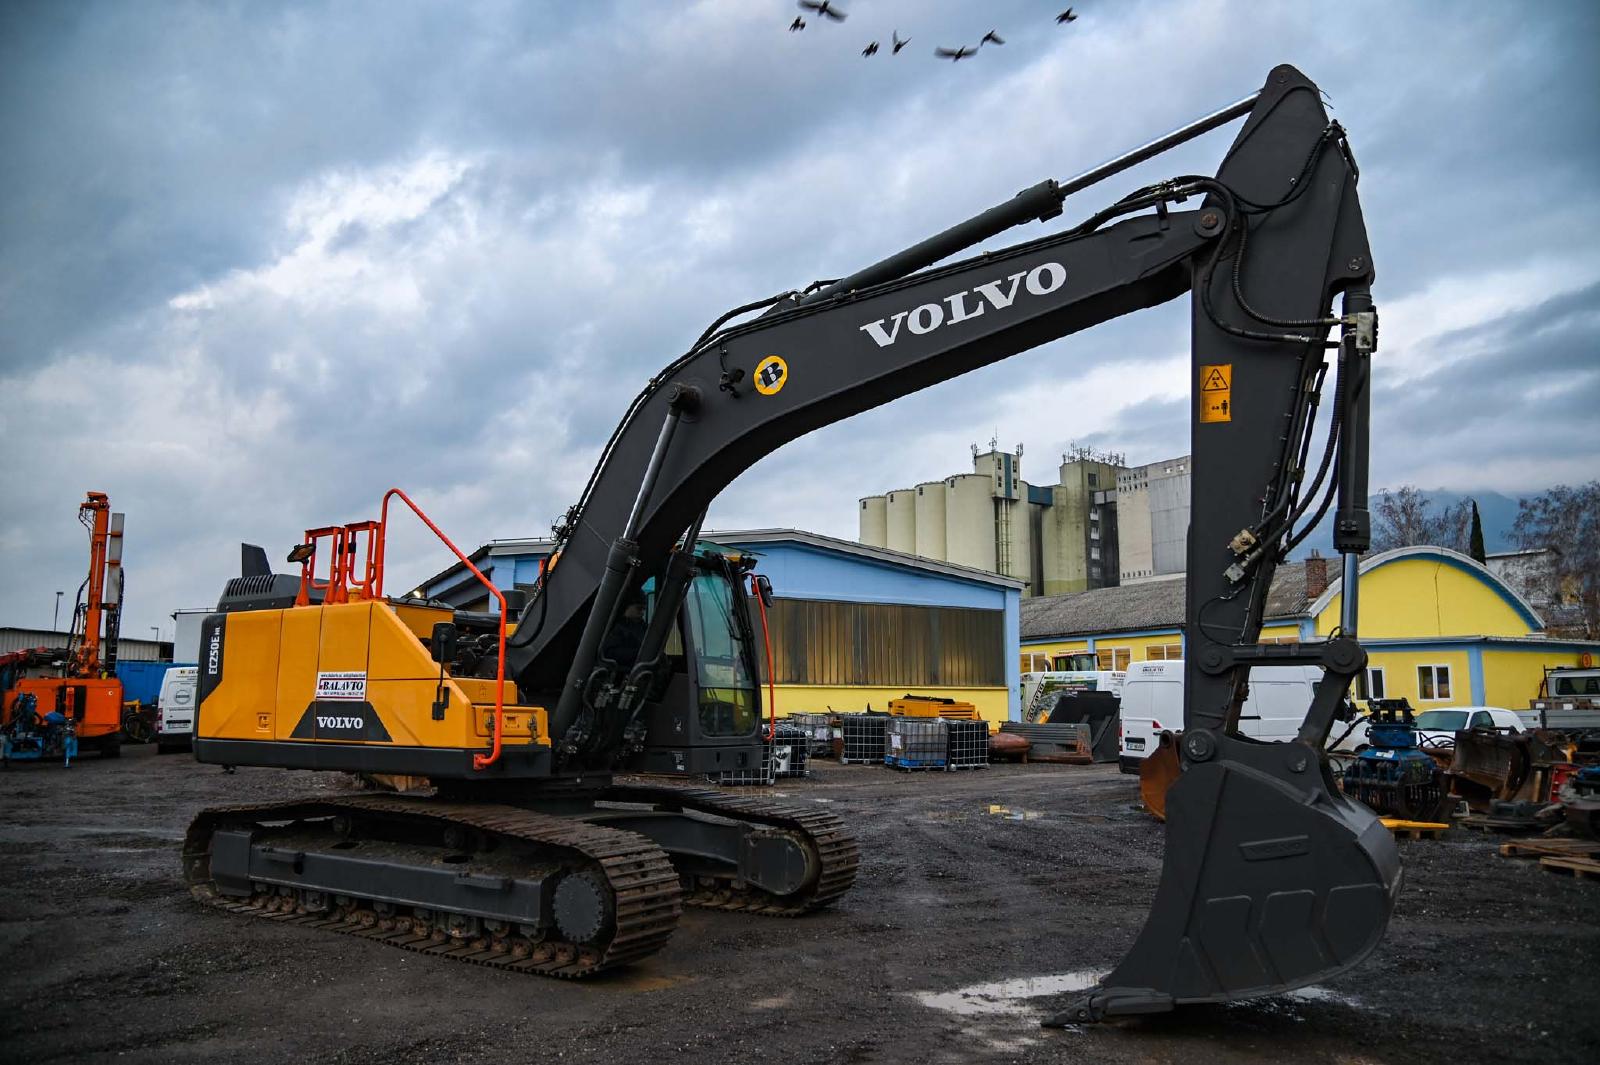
xmin=753 ymin=355 xmax=788 ymax=396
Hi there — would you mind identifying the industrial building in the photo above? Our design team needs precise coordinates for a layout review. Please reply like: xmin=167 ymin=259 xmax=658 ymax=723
xmin=858 ymin=444 xmax=1193 ymax=597
xmin=1020 ymin=546 xmax=1600 ymax=709
xmin=0 ymin=627 xmax=171 ymax=662
xmin=1115 ymin=455 xmax=1190 ymax=584
xmin=415 ymin=528 xmax=1025 ymax=722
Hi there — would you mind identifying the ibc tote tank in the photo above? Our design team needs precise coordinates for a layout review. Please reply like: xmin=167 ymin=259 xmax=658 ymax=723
xmin=944 ymin=474 xmax=997 ymax=571
xmin=886 ymin=490 xmax=917 ymax=555
xmin=859 ymin=495 xmax=889 ymax=548
xmin=914 ymin=481 xmax=948 ymax=560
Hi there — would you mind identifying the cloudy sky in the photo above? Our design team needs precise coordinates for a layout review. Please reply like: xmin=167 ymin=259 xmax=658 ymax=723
xmin=2 ymin=0 xmax=1597 ymax=640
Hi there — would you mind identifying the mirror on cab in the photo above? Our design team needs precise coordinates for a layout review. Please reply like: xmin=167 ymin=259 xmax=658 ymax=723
xmin=431 ymin=622 xmax=459 ymax=664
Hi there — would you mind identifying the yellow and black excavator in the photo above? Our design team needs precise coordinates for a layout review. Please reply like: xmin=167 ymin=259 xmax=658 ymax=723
xmin=185 ymin=64 xmax=1398 ymax=1023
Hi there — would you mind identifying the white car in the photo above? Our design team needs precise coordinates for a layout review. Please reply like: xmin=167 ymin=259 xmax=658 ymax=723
xmin=155 ymin=666 xmax=199 ymax=753
xmin=1409 ymin=706 xmax=1525 ymax=751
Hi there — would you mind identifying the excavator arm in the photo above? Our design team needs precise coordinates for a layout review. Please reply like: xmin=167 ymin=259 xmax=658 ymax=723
xmin=508 ymin=63 xmax=1398 ymax=1018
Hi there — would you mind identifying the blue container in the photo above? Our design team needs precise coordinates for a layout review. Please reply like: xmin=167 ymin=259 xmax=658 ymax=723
xmin=116 ymin=661 xmax=174 ymax=708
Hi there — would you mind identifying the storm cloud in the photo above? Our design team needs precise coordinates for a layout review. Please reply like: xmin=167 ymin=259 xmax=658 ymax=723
xmin=2 ymin=0 xmax=1596 ymax=637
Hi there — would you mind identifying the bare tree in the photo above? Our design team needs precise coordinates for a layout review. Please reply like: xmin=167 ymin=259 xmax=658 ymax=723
xmin=1370 ymin=486 xmax=1470 ymax=552
xmin=1512 ymin=481 xmax=1600 ymax=639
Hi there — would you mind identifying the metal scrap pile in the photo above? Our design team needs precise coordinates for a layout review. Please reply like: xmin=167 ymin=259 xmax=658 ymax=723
xmin=1449 ymin=701 xmax=1600 ymax=836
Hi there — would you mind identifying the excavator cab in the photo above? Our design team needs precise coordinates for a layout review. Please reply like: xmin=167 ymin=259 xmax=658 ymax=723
xmin=626 ymin=548 xmax=769 ymax=777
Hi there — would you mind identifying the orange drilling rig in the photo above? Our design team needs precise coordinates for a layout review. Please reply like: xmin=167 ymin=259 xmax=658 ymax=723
xmin=1 ymin=492 xmax=127 ymax=761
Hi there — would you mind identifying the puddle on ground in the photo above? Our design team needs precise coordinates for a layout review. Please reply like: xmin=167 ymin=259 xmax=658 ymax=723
xmin=0 ymin=824 xmax=179 ymax=840
xmin=1284 ymin=985 xmax=1363 ymax=1008
xmin=611 ymin=972 xmax=696 ymax=993
xmin=986 ymin=804 xmax=1042 ymax=821
xmin=913 ymin=970 xmax=1105 ymax=1018
xmin=750 ymin=992 xmax=793 ymax=1010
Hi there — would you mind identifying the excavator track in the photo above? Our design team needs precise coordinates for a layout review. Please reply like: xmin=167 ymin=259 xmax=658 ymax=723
xmin=182 ymin=794 xmax=682 ymax=978
xmin=601 ymin=783 xmax=859 ymax=915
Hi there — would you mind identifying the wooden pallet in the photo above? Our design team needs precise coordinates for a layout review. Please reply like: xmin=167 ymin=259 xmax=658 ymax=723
xmin=1499 ymin=837 xmax=1600 ymax=861
xmin=1380 ymin=818 xmax=1450 ymax=840
xmin=1539 ymin=855 xmax=1600 ymax=882
xmin=1460 ymin=815 xmax=1542 ymax=834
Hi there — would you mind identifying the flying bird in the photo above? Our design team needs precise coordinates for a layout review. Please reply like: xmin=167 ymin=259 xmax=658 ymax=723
xmin=862 ymin=41 xmax=879 ymax=57
xmin=1056 ymin=8 xmax=1078 ymax=23
xmin=790 ymin=16 xmax=805 ymax=31
xmin=799 ymin=1 xmax=847 ymax=22
xmin=935 ymin=45 xmax=975 ymax=62
xmin=892 ymin=30 xmax=909 ymax=54
xmin=980 ymin=30 xmax=1005 ymax=47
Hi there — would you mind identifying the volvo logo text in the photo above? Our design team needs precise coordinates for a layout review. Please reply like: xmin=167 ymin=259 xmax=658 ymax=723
xmin=858 ymin=262 xmax=1067 ymax=348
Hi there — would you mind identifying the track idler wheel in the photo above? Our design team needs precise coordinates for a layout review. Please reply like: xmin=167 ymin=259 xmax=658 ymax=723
xmin=1049 ymin=732 xmax=1401 ymax=1024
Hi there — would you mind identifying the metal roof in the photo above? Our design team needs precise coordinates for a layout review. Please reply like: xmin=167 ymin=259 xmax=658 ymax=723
xmin=1021 ymin=563 xmax=1313 ymax=641
xmin=414 ymin=528 xmax=1025 ymax=596
xmin=1021 ymin=546 xmax=1553 ymax=642
xmin=704 ymin=528 xmax=1026 ymax=589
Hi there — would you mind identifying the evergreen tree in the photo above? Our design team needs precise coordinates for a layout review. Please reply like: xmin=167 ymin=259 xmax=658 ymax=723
xmin=1468 ymin=499 xmax=1487 ymax=564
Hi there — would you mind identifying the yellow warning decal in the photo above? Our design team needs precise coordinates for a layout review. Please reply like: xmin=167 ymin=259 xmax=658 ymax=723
xmin=754 ymin=355 xmax=788 ymax=396
xmin=1200 ymin=363 xmax=1231 ymax=424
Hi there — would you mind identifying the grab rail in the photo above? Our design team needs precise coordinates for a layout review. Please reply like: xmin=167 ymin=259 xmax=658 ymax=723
xmin=374 ymin=488 xmax=508 ymax=771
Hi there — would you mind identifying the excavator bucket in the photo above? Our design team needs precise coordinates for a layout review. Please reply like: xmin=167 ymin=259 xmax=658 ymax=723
xmin=1138 ymin=732 xmax=1182 ymax=821
xmin=1050 ymin=739 xmax=1401 ymax=1023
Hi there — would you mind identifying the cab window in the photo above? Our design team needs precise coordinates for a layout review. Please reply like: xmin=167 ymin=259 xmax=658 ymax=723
xmin=683 ymin=572 xmax=757 ymax=737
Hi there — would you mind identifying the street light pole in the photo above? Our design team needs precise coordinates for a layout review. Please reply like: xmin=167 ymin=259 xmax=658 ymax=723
xmin=54 ymin=591 xmax=64 ymax=632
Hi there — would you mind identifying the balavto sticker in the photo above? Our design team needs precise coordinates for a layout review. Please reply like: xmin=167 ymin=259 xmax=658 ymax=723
xmin=315 ymin=671 xmax=367 ymax=701
xmin=753 ymin=355 xmax=788 ymax=396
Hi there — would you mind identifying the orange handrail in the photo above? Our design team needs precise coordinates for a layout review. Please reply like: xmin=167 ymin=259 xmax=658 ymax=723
xmin=295 ymin=525 xmax=348 ymax=606
xmin=375 ymin=488 xmax=508 ymax=771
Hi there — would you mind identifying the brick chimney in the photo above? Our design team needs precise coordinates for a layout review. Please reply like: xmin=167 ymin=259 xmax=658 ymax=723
xmin=1304 ymin=551 xmax=1330 ymax=599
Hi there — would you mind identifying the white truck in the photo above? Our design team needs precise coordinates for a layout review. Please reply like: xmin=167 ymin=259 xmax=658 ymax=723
xmin=154 ymin=666 xmax=198 ymax=753
xmin=1117 ymin=661 xmax=1331 ymax=773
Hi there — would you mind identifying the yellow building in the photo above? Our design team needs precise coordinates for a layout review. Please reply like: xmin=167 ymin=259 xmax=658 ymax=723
xmin=1020 ymin=547 xmax=1600 ymax=710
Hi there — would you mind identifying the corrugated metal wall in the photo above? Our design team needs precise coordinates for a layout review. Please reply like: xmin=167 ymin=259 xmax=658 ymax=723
xmin=758 ymin=598 xmax=1003 ymax=687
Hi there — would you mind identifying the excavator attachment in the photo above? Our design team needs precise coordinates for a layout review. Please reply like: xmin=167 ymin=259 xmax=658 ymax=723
xmin=1051 ymin=738 xmax=1399 ymax=1022
xmin=1044 ymin=64 xmax=1401 ymax=1022
xmin=1138 ymin=732 xmax=1181 ymax=821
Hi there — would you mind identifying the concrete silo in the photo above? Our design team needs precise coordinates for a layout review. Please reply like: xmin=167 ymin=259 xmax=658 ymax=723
xmin=913 ymin=481 xmax=947 ymax=560
xmin=885 ymin=489 xmax=917 ymax=555
xmin=997 ymin=480 xmax=1033 ymax=586
xmin=943 ymin=474 xmax=996 ymax=572
xmin=858 ymin=495 xmax=888 ymax=549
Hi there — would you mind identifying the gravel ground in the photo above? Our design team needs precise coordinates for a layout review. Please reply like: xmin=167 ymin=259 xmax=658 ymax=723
xmin=2 ymin=744 xmax=1597 ymax=1064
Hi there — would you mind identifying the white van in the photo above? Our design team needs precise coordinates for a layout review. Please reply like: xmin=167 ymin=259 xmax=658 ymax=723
xmin=1117 ymin=660 xmax=1324 ymax=773
xmin=155 ymin=666 xmax=199 ymax=753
